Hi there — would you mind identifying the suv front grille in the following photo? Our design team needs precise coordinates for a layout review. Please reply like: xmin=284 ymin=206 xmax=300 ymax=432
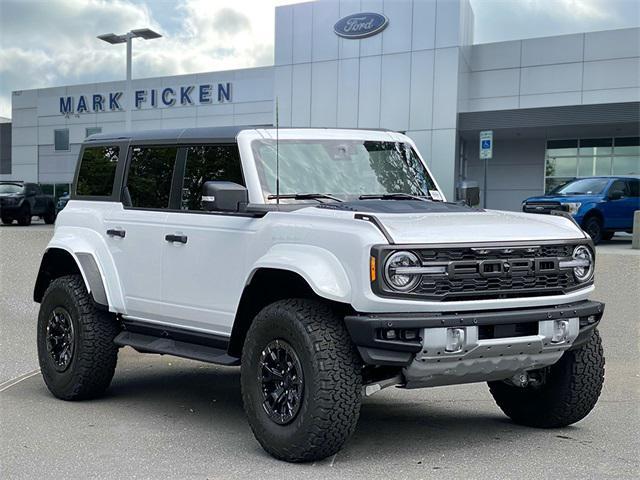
xmin=375 ymin=242 xmax=586 ymax=301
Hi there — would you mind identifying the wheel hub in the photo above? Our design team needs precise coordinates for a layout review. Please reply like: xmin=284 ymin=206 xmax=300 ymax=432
xmin=46 ymin=307 xmax=74 ymax=372
xmin=259 ymin=339 xmax=304 ymax=425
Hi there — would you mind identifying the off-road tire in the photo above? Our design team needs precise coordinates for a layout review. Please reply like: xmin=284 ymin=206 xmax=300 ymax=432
xmin=1 ymin=216 xmax=12 ymax=225
xmin=241 ymin=298 xmax=362 ymax=462
xmin=583 ymin=216 xmax=603 ymax=244
xmin=17 ymin=204 xmax=31 ymax=226
xmin=488 ymin=329 xmax=604 ymax=428
xmin=43 ymin=207 xmax=56 ymax=224
xmin=37 ymin=274 xmax=119 ymax=400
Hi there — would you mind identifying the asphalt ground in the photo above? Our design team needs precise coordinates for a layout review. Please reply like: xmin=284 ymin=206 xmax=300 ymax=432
xmin=1 ymin=222 xmax=639 ymax=479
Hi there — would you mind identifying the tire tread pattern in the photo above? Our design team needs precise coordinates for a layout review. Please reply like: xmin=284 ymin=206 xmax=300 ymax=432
xmin=488 ymin=329 xmax=604 ymax=428
xmin=241 ymin=298 xmax=362 ymax=462
xmin=38 ymin=274 xmax=119 ymax=400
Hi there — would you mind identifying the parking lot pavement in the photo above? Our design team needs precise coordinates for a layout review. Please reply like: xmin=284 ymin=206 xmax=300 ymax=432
xmin=1 ymin=226 xmax=638 ymax=479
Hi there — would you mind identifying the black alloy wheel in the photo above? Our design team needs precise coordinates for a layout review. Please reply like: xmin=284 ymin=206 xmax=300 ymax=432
xmin=46 ymin=307 xmax=75 ymax=372
xmin=259 ymin=339 xmax=304 ymax=425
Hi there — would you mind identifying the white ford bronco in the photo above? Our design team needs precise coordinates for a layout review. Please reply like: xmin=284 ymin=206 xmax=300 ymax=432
xmin=34 ymin=126 xmax=605 ymax=462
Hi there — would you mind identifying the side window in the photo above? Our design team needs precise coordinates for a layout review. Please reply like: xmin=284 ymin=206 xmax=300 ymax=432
xmin=627 ymin=179 xmax=639 ymax=197
xmin=76 ymin=146 xmax=120 ymax=197
xmin=126 ymin=146 xmax=178 ymax=209
xmin=180 ymin=145 xmax=244 ymax=211
xmin=609 ymin=180 xmax=628 ymax=197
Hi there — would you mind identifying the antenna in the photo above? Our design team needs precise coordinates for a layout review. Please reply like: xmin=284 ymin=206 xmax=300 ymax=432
xmin=275 ymin=96 xmax=280 ymax=205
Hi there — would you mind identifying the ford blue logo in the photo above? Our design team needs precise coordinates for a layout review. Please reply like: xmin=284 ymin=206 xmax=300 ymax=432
xmin=334 ymin=12 xmax=388 ymax=39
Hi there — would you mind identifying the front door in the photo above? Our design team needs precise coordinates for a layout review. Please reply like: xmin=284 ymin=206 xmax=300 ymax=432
xmin=161 ymin=144 xmax=254 ymax=335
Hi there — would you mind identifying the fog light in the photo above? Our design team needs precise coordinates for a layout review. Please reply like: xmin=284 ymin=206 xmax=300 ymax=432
xmin=383 ymin=329 xmax=397 ymax=340
xmin=551 ymin=320 xmax=569 ymax=343
xmin=402 ymin=329 xmax=417 ymax=341
xmin=445 ymin=328 xmax=465 ymax=353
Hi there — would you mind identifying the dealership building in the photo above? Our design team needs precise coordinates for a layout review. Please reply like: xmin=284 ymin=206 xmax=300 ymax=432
xmin=3 ymin=0 xmax=639 ymax=210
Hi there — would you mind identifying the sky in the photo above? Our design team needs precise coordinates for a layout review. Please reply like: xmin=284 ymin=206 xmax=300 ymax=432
xmin=0 ymin=0 xmax=639 ymax=118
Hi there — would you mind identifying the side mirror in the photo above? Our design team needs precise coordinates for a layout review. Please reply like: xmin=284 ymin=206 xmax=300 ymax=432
xmin=202 ymin=181 xmax=248 ymax=212
xmin=608 ymin=190 xmax=624 ymax=201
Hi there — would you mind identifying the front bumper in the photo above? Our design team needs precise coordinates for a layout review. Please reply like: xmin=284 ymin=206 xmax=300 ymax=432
xmin=345 ymin=300 xmax=604 ymax=388
xmin=0 ymin=202 xmax=23 ymax=215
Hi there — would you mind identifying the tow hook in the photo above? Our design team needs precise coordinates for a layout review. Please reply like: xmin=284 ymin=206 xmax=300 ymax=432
xmin=510 ymin=372 xmax=530 ymax=387
xmin=362 ymin=374 xmax=404 ymax=397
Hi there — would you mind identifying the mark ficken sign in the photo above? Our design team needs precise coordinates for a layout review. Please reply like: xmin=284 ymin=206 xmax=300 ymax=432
xmin=59 ymin=82 xmax=232 ymax=115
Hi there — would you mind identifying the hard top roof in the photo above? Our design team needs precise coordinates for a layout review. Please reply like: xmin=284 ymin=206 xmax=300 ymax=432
xmin=84 ymin=125 xmax=396 ymax=144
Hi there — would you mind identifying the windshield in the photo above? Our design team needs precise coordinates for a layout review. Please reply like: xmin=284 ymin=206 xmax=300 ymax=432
xmin=552 ymin=178 xmax=609 ymax=195
xmin=0 ymin=184 xmax=23 ymax=194
xmin=251 ymin=139 xmax=439 ymax=202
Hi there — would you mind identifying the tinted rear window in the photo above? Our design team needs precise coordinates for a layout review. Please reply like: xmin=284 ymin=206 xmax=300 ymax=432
xmin=76 ymin=146 xmax=120 ymax=197
xmin=126 ymin=146 xmax=178 ymax=209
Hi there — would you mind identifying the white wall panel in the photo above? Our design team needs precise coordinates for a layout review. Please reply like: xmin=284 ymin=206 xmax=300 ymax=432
xmin=412 ymin=0 xmax=436 ymax=51
xmin=471 ymin=41 xmax=521 ymax=71
xmin=380 ymin=53 xmax=411 ymax=131
xmin=11 ymin=127 xmax=37 ymax=147
xmin=519 ymin=91 xmax=582 ymax=109
xmin=468 ymin=69 xmax=519 ymax=99
xmin=274 ymin=65 xmax=293 ymax=126
xmin=274 ymin=6 xmax=293 ymax=65
xmin=10 ymin=162 xmax=38 ymax=182
xmin=10 ymin=146 xmax=38 ymax=166
xmin=583 ymin=58 xmax=640 ymax=91
xmin=466 ymin=96 xmax=520 ymax=112
xmin=406 ymin=130 xmax=432 ymax=167
xmin=291 ymin=63 xmax=312 ymax=126
xmin=430 ymin=128 xmax=456 ymax=199
xmin=338 ymin=0 xmax=361 ymax=59
xmin=336 ymin=58 xmax=359 ymax=127
xmin=195 ymin=115 xmax=235 ymax=128
xmin=292 ymin=3 xmax=313 ymax=63
xmin=432 ymin=47 xmax=459 ymax=129
xmin=435 ymin=0 xmax=460 ymax=48
xmin=585 ymin=28 xmax=640 ymax=61
xmin=582 ymin=87 xmax=640 ymax=105
xmin=382 ymin=0 xmax=412 ymax=55
xmin=358 ymin=55 xmax=382 ymax=128
xmin=312 ymin=0 xmax=340 ymax=62
xmin=359 ymin=0 xmax=383 ymax=57
xmin=521 ymin=34 xmax=583 ymax=67
xmin=409 ymin=49 xmax=435 ymax=130
xmin=520 ymin=62 xmax=582 ymax=95
xmin=12 ymin=108 xmax=37 ymax=128
xmin=311 ymin=61 xmax=339 ymax=127
xmin=11 ymin=90 xmax=38 ymax=109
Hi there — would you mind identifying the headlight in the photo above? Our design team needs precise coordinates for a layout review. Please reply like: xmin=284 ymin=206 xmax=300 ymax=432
xmin=384 ymin=251 xmax=421 ymax=291
xmin=572 ymin=245 xmax=594 ymax=282
xmin=561 ymin=202 xmax=581 ymax=215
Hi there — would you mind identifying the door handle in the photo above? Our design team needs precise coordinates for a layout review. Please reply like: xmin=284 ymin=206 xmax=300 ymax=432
xmin=165 ymin=234 xmax=188 ymax=244
xmin=107 ymin=229 xmax=126 ymax=238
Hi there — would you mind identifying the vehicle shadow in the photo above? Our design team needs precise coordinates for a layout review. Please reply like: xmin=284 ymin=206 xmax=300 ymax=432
xmin=97 ymin=359 xmax=548 ymax=460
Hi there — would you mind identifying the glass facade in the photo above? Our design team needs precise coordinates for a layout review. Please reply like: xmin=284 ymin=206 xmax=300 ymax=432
xmin=544 ymin=137 xmax=640 ymax=193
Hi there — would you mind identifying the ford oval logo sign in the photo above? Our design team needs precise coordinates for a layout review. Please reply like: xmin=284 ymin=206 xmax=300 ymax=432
xmin=334 ymin=12 xmax=388 ymax=39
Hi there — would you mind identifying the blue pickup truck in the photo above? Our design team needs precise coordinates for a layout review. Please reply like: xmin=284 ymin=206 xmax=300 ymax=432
xmin=523 ymin=176 xmax=640 ymax=244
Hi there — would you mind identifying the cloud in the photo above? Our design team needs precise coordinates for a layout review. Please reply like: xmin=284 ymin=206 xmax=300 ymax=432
xmin=0 ymin=0 xmax=300 ymax=117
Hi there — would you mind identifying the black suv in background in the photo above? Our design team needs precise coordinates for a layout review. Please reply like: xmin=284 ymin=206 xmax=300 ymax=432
xmin=0 ymin=181 xmax=56 ymax=226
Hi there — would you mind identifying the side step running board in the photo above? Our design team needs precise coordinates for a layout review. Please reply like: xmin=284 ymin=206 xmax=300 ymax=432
xmin=114 ymin=331 xmax=240 ymax=366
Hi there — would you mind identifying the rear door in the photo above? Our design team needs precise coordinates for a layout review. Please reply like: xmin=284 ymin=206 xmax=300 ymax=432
xmin=161 ymin=144 xmax=256 ymax=335
xmin=103 ymin=145 xmax=179 ymax=321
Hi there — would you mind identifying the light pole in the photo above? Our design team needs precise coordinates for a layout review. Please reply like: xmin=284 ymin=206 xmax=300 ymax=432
xmin=97 ymin=28 xmax=162 ymax=131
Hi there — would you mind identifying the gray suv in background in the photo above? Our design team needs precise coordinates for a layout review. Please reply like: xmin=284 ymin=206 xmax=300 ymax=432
xmin=0 ymin=181 xmax=56 ymax=226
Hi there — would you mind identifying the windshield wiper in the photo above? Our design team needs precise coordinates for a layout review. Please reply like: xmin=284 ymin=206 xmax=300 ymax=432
xmin=359 ymin=193 xmax=434 ymax=201
xmin=267 ymin=193 xmax=343 ymax=202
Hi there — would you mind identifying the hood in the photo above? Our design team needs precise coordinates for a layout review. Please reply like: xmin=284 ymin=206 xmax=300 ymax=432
xmin=373 ymin=209 xmax=584 ymax=243
xmin=299 ymin=200 xmax=585 ymax=244
xmin=525 ymin=194 xmax=602 ymax=204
